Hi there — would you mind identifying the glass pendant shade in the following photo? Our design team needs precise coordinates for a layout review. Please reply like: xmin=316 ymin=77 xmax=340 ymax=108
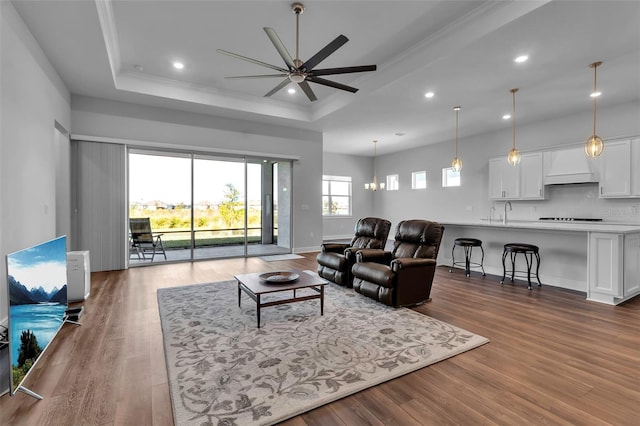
xmin=452 ymin=157 xmax=462 ymax=172
xmin=585 ymin=61 xmax=604 ymax=158
xmin=585 ymin=135 xmax=604 ymax=157
xmin=507 ymin=148 xmax=521 ymax=166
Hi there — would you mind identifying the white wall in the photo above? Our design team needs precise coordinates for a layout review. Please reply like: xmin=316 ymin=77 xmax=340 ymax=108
xmin=373 ymin=100 xmax=640 ymax=227
xmin=70 ymin=96 xmax=324 ymax=253
xmin=0 ymin=2 xmax=71 ymax=324
xmin=321 ymin=152 xmax=374 ymax=239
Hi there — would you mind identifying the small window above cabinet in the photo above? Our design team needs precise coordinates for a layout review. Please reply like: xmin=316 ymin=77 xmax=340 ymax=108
xmin=488 ymin=153 xmax=545 ymax=200
xmin=598 ymin=139 xmax=640 ymax=198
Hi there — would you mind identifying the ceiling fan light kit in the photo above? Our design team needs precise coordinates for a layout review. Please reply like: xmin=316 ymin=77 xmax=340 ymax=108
xmin=217 ymin=3 xmax=376 ymax=101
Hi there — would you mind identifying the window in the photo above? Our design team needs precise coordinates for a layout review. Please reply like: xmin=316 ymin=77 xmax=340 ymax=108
xmin=412 ymin=171 xmax=427 ymax=189
xmin=322 ymin=175 xmax=352 ymax=216
xmin=386 ymin=174 xmax=399 ymax=191
xmin=442 ymin=167 xmax=461 ymax=187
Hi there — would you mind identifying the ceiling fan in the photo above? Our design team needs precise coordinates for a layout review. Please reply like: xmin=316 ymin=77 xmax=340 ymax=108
xmin=216 ymin=2 xmax=376 ymax=102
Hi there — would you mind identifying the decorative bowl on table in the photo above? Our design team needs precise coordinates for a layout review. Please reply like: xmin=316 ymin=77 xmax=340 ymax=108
xmin=259 ymin=271 xmax=299 ymax=284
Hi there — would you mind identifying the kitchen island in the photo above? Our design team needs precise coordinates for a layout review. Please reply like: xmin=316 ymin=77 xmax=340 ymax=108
xmin=438 ymin=219 xmax=640 ymax=305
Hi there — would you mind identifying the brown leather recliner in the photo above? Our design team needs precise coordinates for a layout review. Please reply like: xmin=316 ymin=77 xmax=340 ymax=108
xmin=351 ymin=219 xmax=444 ymax=307
xmin=316 ymin=217 xmax=392 ymax=287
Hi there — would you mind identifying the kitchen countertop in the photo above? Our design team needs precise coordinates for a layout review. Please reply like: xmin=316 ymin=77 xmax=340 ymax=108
xmin=440 ymin=219 xmax=640 ymax=233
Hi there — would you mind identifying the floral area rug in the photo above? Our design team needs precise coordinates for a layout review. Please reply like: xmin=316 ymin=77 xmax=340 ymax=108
xmin=157 ymin=271 xmax=489 ymax=425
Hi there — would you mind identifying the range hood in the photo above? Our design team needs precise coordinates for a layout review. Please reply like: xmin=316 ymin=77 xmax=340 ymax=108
xmin=543 ymin=146 xmax=599 ymax=185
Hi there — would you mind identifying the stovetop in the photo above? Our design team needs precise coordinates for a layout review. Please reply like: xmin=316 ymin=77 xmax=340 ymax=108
xmin=538 ymin=217 xmax=603 ymax=222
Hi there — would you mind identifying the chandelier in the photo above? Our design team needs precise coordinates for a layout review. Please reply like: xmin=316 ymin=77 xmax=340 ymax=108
xmin=365 ymin=140 xmax=385 ymax=191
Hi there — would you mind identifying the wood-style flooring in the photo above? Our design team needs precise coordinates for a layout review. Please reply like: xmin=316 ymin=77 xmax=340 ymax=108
xmin=1 ymin=253 xmax=638 ymax=425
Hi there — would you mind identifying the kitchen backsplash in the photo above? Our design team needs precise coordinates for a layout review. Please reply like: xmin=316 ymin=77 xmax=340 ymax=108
xmin=491 ymin=183 xmax=640 ymax=224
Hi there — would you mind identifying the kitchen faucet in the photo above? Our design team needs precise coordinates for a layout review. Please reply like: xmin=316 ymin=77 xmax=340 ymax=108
xmin=503 ymin=201 xmax=512 ymax=224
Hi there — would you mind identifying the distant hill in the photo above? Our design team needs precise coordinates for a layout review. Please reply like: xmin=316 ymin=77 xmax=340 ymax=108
xmin=49 ymin=285 xmax=67 ymax=304
xmin=8 ymin=275 xmax=38 ymax=305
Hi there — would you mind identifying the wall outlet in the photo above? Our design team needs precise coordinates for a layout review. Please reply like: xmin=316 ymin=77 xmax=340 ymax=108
xmin=465 ymin=206 xmax=473 ymax=212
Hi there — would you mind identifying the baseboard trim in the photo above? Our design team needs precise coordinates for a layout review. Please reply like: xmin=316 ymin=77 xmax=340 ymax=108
xmin=294 ymin=246 xmax=319 ymax=254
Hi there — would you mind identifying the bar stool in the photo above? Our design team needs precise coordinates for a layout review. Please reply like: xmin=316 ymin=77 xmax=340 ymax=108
xmin=500 ymin=243 xmax=541 ymax=290
xmin=450 ymin=238 xmax=485 ymax=277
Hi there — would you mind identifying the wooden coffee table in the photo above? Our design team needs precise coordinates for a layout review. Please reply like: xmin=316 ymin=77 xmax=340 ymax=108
xmin=235 ymin=270 xmax=328 ymax=328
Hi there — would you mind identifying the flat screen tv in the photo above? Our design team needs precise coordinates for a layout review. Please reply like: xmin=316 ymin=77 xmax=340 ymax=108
xmin=6 ymin=235 xmax=67 ymax=399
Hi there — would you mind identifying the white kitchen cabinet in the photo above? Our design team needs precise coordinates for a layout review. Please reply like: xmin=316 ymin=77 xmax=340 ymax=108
xmin=623 ymin=233 xmax=640 ymax=298
xmin=488 ymin=157 xmax=520 ymax=200
xmin=599 ymin=139 xmax=631 ymax=198
xmin=520 ymin=152 xmax=545 ymax=200
xmin=588 ymin=232 xmax=640 ymax=304
xmin=631 ymin=138 xmax=640 ymax=196
xmin=489 ymin=154 xmax=544 ymax=200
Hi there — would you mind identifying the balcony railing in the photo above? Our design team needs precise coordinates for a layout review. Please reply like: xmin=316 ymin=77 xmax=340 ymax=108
xmin=139 ymin=227 xmax=278 ymax=250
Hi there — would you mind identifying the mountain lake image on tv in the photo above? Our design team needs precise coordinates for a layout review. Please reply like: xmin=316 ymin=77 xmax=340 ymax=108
xmin=6 ymin=235 xmax=67 ymax=397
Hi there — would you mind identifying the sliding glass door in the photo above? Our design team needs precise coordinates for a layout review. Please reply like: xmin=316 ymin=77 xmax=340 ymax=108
xmin=128 ymin=149 xmax=292 ymax=264
xmin=193 ymin=156 xmax=246 ymax=259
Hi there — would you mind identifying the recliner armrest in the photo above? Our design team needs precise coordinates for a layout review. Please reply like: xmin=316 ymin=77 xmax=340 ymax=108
xmin=343 ymin=247 xmax=360 ymax=261
xmin=321 ymin=243 xmax=350 ymax=253
xmin=391 ymin=258 xmax=436 ymax=272
xmin=356 ymin=249 xmax=392 ymax=264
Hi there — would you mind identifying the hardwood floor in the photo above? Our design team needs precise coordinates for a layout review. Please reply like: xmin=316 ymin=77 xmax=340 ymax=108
xmin=1 ymin=253 xmax=638 ymax=425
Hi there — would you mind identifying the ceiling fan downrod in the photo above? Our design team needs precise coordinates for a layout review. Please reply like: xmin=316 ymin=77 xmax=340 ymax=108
xmin=291 ymin=3 xmax=305 ymax=82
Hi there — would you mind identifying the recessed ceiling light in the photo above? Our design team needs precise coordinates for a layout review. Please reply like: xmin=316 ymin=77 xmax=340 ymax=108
xmin=590 ymin=91 xmax=602 ymax=98
xmin=502 ymin=114 xmax=511 ymax=120
xmin=424 ymin=91 xmax=435 ymax=98
xmin=514 ymin=55 xmax=528 ymax=63
xmin=173 ymin=61 xmax=184 ymax=70
xmin=287 ymin=88 xmax=296 ymax=94
xmin=395 ymin=132 xmax=406 ymax=137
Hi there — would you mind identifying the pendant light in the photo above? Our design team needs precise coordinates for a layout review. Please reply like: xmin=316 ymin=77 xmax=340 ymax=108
xmin=507 ymin=88 xmax=521 ymax=166
xmin=365 ymin=140 xmax=385 ymax=191
xmin=585 ymin=61 xmax=604 ymax=157
xmin=451 ymin=106 xmax=462 ymax=172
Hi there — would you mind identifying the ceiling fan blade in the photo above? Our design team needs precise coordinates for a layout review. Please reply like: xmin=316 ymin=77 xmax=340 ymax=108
xmin=216 ymin=49 xmax=288 ymax=73
xmin=307 ymin=76 xmax=358 ymax=93
xmin=225 ymin=74 xmax=288 ymax=79
xmin=298 ymin=81 xmax=318 ymax=102
xmin=301 ymin=34 xmax=349 ymax=71
xmin=264 ymin=28 xmax=296 ymax=70
xmin=264 ymin=78 xmax=292 ymax=97
xmin=310 ymin=65 xmax=377 ymax=76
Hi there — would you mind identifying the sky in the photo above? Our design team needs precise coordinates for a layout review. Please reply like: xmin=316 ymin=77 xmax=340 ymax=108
xmin=7 ymin=236 xmax=67 ymax=293
xmin=129 ymin=153 xmax=262 ymax=205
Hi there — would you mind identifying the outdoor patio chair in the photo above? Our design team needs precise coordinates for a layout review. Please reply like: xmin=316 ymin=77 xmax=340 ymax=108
xmin=129 ymin=217 xmax=167 ymax=261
